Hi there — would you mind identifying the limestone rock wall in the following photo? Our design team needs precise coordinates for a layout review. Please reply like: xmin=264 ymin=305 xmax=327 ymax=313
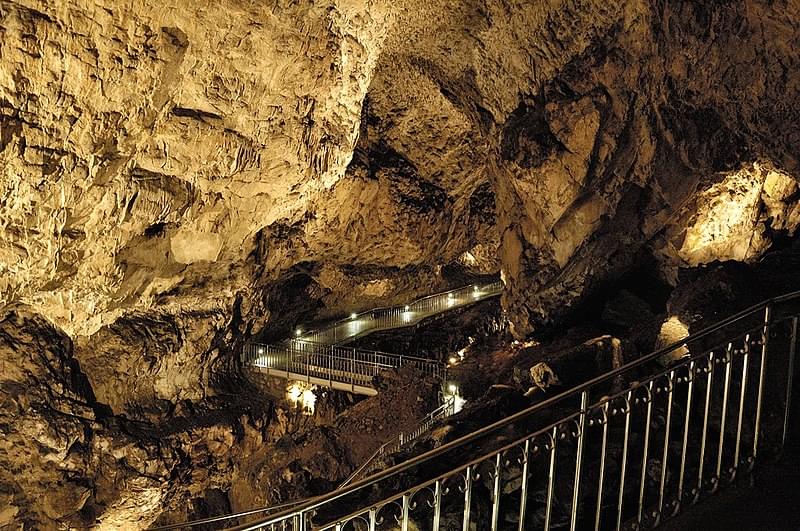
xmin=2 ymin=0 xmax=800 ymax=527
xmin=3 ymin=0 xmax=796 ymax=342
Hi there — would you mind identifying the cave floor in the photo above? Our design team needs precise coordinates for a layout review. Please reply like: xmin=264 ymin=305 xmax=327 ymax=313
xmin=657 ymin=442 xmax=800 ymax=531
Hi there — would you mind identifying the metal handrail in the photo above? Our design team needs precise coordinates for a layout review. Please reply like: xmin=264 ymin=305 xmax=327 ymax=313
xmin=245 ymin=343 xmax=444 ymax=388
xmin=338 ymin=396 xmax=457 ymax=488
xmin=231 ymin=289 xmax=800 ymax=530
xmin=243 ymin=281 xmax=502 ymax=393
xmin=287 ymin=342 xmax=435 ymax=365
xmin=148 ymin=498 xmax=312 ymax=530
xmin=337 ymin=442 xmax=392 ymax=490
xmin=294 ymin=280 xmax=502 ymax=344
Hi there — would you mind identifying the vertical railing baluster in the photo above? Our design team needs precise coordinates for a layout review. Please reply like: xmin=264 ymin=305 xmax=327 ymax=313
xmin=616 ymin=391 xmax=632 ymax=531
xmin=432 ymin=480 xmax=442 ymax=531
xmin=657 ymin=371 xmax=675 ymax=524
xmin=753 ymin=304 xmax=772 ymax=462
xmin=783 ymin=316 xmax=798 ymax=451
xmin=401 ymin=492 xmax=410 ymax=531
xmin=595 ymin=403 xmax=609 ymax=531
xmin=570 ymin=391 xmax=588 ymax=531
xmin=697 ymin=351 xmax=715 ymax=500
xmin=368 ymin=507 xmax=377 ymax=531
xmin=545 ymin=426 xmax=558 ymax=531
xmin=637 ymin=382 xmax=654 ymax=526
xmin=491 ymin=453 xmax=502 ymax=531
xmin=714 ymin=343 xmax=733 ymax=490
xmin=351 ymin=347 xmax=356 ymax=393
xmin=462 ymin=466 xmax=473 ymax=531
xmin=677 ymin=361 xmax=695 ymax=509
xmin=733 ymin=335 xmax=751 ymax=477
xmin=518 ymin=440 xmax=530 ymax=531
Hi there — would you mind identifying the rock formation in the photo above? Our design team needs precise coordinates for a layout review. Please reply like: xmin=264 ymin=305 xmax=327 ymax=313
xmin=1 ymin=0 xmax=799 ymax=527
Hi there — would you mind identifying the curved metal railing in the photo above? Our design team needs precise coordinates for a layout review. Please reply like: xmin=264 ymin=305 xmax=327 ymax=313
xmin=230 ymin=290 xmax=799 ymax=531
xmin=149 ymin=499 xmax=311 ymax=531
xmin=242 ymin=281 xmax=502 ymax=394
xmin=296 ymin=281 xmax=503 ymax=345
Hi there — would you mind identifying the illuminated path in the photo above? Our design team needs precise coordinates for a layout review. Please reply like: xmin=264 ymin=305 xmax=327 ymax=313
xmin=241 ymin=280 xmax=502 ymax=395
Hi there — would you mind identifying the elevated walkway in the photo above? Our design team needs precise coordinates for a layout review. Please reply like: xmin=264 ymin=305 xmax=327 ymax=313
xmin=242 ymin=281 xmax=502 ymax=394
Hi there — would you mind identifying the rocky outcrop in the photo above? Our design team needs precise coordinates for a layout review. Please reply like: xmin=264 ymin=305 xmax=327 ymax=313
xmin=0 ymin=307 xmax=175 ymax=528
xmin=0 ymin=306 xmax=285 ymax=528
xmin=494 ymin=1 xmax=800 ymax=335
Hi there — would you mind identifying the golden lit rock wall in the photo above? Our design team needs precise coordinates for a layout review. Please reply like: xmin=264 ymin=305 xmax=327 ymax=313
xmin=1 ymin=0 xmax=800 ymax=527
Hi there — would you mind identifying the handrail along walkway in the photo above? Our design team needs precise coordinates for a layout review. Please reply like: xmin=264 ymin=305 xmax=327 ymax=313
xmin=231 ymin=289 xmax=800 ymax=531
xmin=242 ymin=281 xmax=502 ymax=394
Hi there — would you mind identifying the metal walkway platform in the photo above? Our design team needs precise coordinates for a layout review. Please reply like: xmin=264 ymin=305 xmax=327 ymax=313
xmin=242 ymin=281 xmax=502 ymax=394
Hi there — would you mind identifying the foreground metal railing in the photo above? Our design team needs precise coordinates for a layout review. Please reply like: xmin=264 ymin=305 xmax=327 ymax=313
xmin=231 ymin=290 xmax=799 ymax=531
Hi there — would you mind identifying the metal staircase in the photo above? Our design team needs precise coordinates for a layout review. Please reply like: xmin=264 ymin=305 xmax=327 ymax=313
xmin=226 ymin=290 xmax=799 ymax=531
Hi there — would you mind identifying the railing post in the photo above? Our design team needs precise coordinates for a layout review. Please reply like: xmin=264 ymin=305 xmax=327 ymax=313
xmin=432 ymin=479 xmax=443 ymax=531
xmin=615 ymin=391 xmax=632 ymax=531
xmin=401 ymin=492 xmax=411 ymax=531
xmin=637 ymin=382 xmax=654 ymax=526
xmin=490 ymin=453 xmax=502 ymax=531
xmin=570 ymin=390 xmax=588 ymax=531
xmin=714 ymin=343 xmax=733 ymax=490
xmin=657 ymin=371 xmax=675 ymax=523
xmin=697 ymin=351 xmax=715 ymax=499
xmin=545 ymin=426 xmax=558 ymax=531
xmin=595 ymin=403 xmax=609 ymax=531
xmin=462 ymin=465 xmax=474 ymax=531
xmin=368 ymin=507 xmax=378 ymax=531
xmin=351 ymin=347 xmax=356 ymax=394
xmin=517 ymin=440 xmax=530 ymax=531
xmin=783 ymin=316 xmax=798 ymax=451
xmin=753 ymin=303 xmax=772 ymax=461
xmin=677 ymin=361 xmax=695 ymax=509
xmin=733 ymin=335 xmax=751 ymax=477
